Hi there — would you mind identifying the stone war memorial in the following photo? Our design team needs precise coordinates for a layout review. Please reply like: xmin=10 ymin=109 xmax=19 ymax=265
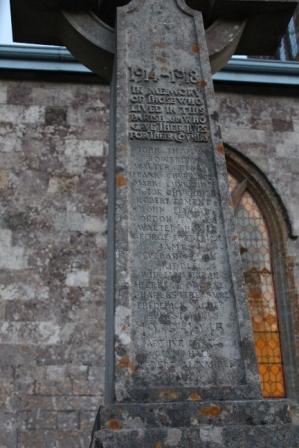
xmin=9 ymin=0 xmax=299 ymax=447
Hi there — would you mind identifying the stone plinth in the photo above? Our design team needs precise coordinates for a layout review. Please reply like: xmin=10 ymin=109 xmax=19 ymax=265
xmin=95 ymin=400 xmax=299 ymax=447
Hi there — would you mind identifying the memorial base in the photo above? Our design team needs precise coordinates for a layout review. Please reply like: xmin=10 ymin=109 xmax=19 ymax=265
xmin=92 ymin=400 xmax=299 ymax=448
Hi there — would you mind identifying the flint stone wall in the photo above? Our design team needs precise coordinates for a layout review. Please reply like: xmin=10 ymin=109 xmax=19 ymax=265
xmin=0 ymin=77 xmax=298 ymax=447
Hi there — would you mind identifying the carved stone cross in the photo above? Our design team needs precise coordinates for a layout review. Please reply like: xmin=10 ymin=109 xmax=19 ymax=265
xmin=11 ymin=0 xmax=298 ymax=79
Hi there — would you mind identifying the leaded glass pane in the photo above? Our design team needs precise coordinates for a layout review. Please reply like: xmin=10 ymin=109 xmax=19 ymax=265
xmin=228 ymin=174 xmax=285 ymax=398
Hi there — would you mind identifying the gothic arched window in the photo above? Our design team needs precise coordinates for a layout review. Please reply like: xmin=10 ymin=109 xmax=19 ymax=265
xmin=225 ymin=147 xmax=298 ymax=399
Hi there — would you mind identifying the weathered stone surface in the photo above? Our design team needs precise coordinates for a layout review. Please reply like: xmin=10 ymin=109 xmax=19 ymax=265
xmin=111 ymin=0 xmax=259 ymax=404
xmin=99 ymin=400 xmax=292 ymax=427
xmin=93 ymin=2 xmax=299 ymax=446
xmin=0 ymin=79 xmax=109 ymax=446
xmin=95 ymin=401 xmax=299 ymax=447
xmin=97 ymin=425 xmax=299 ymax=448
xmin=217 ymin=88 xmax=299 ymax=236
xmin=1 ymin=35 xmax=299 ymax=448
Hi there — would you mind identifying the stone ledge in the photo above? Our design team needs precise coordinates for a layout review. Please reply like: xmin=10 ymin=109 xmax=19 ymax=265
xmin=114 ymin=385 xmax=261 ymax=403
xmin=95 ymin=425 xmax=299 ymax=448
xmin=92 ymin=400 xmax=299 ymax=447
xmin=98 ymin=400 xmax=293 ymax=429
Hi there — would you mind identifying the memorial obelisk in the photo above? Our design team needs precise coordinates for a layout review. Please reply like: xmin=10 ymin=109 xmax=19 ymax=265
xmin=93 ymin=0 xmax=298 ymax=446
xmin=109 ymin=0 xmax=260 ymax=403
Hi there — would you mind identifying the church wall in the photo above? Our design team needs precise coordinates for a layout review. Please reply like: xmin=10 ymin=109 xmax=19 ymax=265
xmin=0 ymin=78 xmax=109 ymax=447
xmin=217 ymin=85 xmax=299 ymax=395
xmin=217 ymin=87 xmax=299 ymax=236
xmin=0 ymin=76 xmax=298 ymax=447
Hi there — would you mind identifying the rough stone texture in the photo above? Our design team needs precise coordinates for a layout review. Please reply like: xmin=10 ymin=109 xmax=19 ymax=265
xmin=97 ymin=425 xmax=299 ymax=448
xmin=217 ymin=89 xmax=299 ymax=236
xmin=96 ymin=400 xmax=299 ymax=448
xmin=0 ymin=65 xmax=299 ymax=448
xmin=217 ymin=85 xmax=299 ymax=392
xmin=93 ymin=1 xmax=299 ymax=446
xmin=111 ymin=0 xmax=260 ymax=407
xmin=0 ymin=79 xmax=109 ymax=447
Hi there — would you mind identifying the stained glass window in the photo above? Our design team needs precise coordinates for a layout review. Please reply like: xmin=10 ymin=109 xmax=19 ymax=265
xmin=228 ymin=174 xmax=286 ymax=398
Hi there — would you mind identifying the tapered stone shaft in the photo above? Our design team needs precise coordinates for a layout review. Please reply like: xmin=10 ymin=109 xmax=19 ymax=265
xmin=108 ymin=0 xmax=260 ymax=403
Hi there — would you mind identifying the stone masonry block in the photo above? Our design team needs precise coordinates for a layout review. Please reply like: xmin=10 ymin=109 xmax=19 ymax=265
xmin=0 ymin=134 xmax=22 ymax=154
xmin=0 ymin=105 xmax=44 ymax=124
xmin=57 ymin=411 xmax=79 ymax=430
xmin=18 ymin=394 xmax=100 ymax=413
xmin=7 ymin=85 xmax=33 ymax=106
xmin=0 ymin=431 xmax=17 ymax=448
xmin=18 ymin=430 xmax=91 ymax=448
xmin=45 ymin=106 xmax=68 ymax=126
xmin=80 ymin=410 xmax=95 ymax=431
xmin=0 ymin=322 xmax=60 ymax=345
xmin=0 ymin=83 xmax=7 ymax=104
xmin=26 ymin=410 xmax=57 ymax=430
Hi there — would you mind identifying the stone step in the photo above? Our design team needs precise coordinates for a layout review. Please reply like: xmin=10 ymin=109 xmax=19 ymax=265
xmin=94 ymin=424 xmax=299 ymax=448
xmin=91 ymin=400 xmax=299 ymax=447
xmin=99 ymin=400 xmax=293 ymax=429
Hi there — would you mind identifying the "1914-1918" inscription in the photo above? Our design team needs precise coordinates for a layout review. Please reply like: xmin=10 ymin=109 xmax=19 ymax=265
xmin=128 ymin=66 xmax=209 ymax=143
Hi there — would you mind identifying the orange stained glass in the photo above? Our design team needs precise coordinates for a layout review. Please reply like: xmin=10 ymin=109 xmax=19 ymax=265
xmin=228 ymin=174 xmax=286 ymax=398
